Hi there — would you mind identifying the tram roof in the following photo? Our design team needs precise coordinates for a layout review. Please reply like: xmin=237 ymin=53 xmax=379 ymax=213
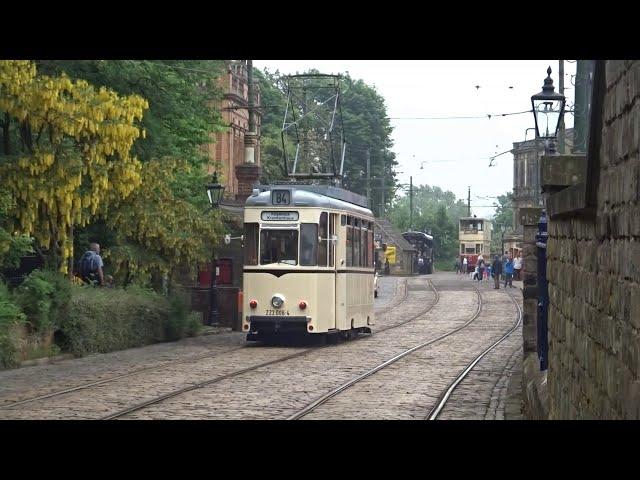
xmin=246 ymin=184 xmax=373 ymax=217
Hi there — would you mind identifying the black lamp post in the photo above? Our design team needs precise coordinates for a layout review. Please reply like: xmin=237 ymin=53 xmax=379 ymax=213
xmin=205 ymin=172 xmax=225 ymax=326
xmin=531 ymin=66 xmax=566 ymax=154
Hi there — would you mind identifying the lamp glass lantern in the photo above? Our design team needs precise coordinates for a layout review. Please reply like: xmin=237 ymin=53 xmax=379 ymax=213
xmin=531 ymin=66 xmax=566 ymax=139
xmin=206 ymin=173 xmax=225 ymax=208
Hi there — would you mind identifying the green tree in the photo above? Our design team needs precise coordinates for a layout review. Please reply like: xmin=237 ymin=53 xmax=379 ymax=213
xmin=490 ymin=192 xmax=514 ymax=254
xmin=0 ymin=60 xmax=148 ymax=273
xmin=255 ymin=69 xmax=397 ymax=214
xmin=388 ymin=184 xmax=468 ymax=260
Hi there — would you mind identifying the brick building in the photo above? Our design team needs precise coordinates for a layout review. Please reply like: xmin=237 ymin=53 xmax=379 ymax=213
xmin=205 ymin=60 xmax=262 ymax=199
xmin=522 ymin=60 xmax=640 ymax=419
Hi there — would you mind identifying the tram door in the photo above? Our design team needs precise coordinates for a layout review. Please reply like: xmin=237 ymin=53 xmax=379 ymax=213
xmin=328 ymin=213 xmax=338 ymax=330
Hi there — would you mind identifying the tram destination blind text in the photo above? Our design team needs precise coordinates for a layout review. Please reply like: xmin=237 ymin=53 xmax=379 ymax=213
xmin=261 ymin=211 xmax=299 ymax=221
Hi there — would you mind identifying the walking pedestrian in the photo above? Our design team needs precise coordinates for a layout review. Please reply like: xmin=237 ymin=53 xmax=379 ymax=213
xmin=454 ymin=259 xmax=461 ymax=274
xmin=77 ymin=242 xmax=105 ymax=286
xmin=462 ymin=256 xmax=468 ymax=274
xmin=504 ymin=255 xmax=514 ymax=288
xmin=491 ymin=254 xmax=502 ymax=289
xmin=477 ymin=256 xmax=484 ymax=282
xmin=513 ymin=253 xmax=522 ymax=281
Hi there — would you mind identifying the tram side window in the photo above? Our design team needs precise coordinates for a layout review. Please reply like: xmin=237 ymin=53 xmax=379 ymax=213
xmin=318 ymin=212 xmax=328 ymax=267
xmin=329 ymin=213 xmax=337 ymax=267
xmin=353 ymin=221 xmax=361 ymax=267
xmin=346 ymin=225 xmax=353 ymax=266
xmin=300 ymin=224 xmax=318 ymax=266
xmin=260 ymin=229 xmax=298 ymax=265
xmin=244 ymin=223 xmax=258 ymax=265
xmin=362 ymin=227 xmax=368 ymax=268
xmin=368 ymin=229 xmax=374 ymax=268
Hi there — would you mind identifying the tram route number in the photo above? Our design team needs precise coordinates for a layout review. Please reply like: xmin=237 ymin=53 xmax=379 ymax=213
xmin=265 ymin=309 xmax=290 ymax=316
xmin=272 ymin=190 xmax=291 ymax=205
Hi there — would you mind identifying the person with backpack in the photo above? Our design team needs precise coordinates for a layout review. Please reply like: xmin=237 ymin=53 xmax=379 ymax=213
xmin=77 ymin=242 xmax=105 ymax=286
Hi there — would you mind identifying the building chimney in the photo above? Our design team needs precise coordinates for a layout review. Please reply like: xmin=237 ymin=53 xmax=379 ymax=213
xmin=236 ymin=59 xmax=261 ymax=201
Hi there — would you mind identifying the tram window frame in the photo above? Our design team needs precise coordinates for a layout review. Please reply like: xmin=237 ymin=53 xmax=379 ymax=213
xmin=244 ymin=223 xmax=258 ymax=266
xmin=300 ymin=223 xmax=319 ymax=266
xmin=329 ymin=213 xmax=337 ymax=267
xmin=259 ymin=229 xmax=299 ymax=266
xmin=341 ymin=215 xmax=347 ymax=226
xmin=353 ymin=220 xmax=361 ymax=267
xmin=318 ymin=212 xmax=328 ymax=267
xmin=346 ymin=224 xmax=353 ymax=266
xmin=362 ymin=227 xmax=368 ymax=268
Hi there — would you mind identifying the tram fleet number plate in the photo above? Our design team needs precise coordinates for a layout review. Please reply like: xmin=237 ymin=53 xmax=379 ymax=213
xmin=271 ymin=190 xmax=290 ymax=205
xmin=265 ymin=310 xmax=290 ymax=316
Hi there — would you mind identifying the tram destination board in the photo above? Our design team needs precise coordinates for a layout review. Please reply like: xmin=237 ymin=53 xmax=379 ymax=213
xmin=261 ymin=211 xmax=299 ymax=221
xmin=271 ymin=190 xmax=291 ymax=205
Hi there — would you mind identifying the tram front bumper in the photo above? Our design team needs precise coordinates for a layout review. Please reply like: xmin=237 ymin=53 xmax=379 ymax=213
xmin=247 ymin=316 xmax=310 ymax=335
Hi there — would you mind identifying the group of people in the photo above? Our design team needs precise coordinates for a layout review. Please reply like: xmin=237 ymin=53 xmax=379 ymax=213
xmin=455 ymin=252 xmax=522 ymax=290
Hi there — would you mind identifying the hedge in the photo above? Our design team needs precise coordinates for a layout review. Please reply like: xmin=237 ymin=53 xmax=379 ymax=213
xmin=57 ymin=286 xmax=201 ymax=357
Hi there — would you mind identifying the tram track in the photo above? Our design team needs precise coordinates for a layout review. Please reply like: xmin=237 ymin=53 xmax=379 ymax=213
xmin=0 ymin=276 xmax=413 ymax=414
xmin=426 ymin=291 xmax=522 ymax=420
xmin=287 ymin=283 xmax=481 ymax=420
xmin=99 ymin=277 xmax=439 ymax=420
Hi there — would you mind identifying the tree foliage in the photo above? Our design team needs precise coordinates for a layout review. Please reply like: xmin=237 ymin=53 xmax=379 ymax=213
xmin=103 ymin=158 xmax=223 ymax=285
xmin=0 ymin=60 xmax=148 ymax=272
xmin=388 ymin=184 xmax=468 ymax=260
xmin=255 ymin=69 xmax=397 ymax=214
xmin=490 ymin=192 xmax=514 ymax=254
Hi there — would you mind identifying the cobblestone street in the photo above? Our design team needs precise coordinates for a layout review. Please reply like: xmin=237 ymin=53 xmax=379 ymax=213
xmin=0 ymin=272 xmax=523 ymax=420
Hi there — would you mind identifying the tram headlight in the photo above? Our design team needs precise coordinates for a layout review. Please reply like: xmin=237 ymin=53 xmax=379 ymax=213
xmin=271 ymin=295 xmax=284 ymax=308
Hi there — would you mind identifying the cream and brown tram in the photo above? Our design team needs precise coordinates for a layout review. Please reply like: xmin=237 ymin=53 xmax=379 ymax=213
xmin=242 ymin=184 xmax=375 ymax=342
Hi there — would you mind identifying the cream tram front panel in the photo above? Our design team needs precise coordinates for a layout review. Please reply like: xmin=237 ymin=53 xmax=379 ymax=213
xmin=242 ymin=203 xmax=375 ymax=334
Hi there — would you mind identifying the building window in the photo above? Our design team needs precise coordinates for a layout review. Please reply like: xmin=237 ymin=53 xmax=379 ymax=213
xmin=476 ymin=243 xmax=482 ymax=254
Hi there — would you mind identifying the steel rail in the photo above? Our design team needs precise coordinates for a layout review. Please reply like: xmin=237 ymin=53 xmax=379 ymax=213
xmin=0 ymin=277 xmax=411 ymax=412
xmin=0 ymin=345 xmax=247 ymax=410
xmin=288 ymin=283 xmax=480 ymax=420
xmin=426 ymin=291 xmax=522 ymax=420
xmin=101 ymin=278 xmax=439 ymax=420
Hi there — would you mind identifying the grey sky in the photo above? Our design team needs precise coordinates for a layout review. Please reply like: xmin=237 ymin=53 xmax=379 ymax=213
xmin=254 ymin=60 xmax=576 ymax=219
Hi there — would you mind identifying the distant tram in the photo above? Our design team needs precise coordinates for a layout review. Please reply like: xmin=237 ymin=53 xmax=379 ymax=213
xmin=402 ymin=231 xmax=434 ymax=274
xmin=242 ymin=184 xmax=375 ymax=341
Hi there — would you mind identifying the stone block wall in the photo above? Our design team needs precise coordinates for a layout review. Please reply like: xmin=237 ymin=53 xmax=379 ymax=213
xmin=546 ymin=60 xmax=640 ymax=419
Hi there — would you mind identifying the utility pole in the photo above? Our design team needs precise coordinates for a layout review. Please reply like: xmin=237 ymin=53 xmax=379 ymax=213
xmin=380 ymin=157 xmax=385 ymax=217
xmin=467 ymin=186 xmax=471 ymax=216
xmin=558 ymin=60 xmax=565 ymax=154
xmin=574 ymin=60 xmax=588 ymax=153
xmin=410 ymin=156 xmax=416 ymax=229
xmin=366 ymin=148 xmax=371 ymax=210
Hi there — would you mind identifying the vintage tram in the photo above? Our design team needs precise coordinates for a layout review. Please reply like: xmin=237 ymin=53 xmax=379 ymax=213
xmin=241 ymin=184 xmax=375 ymax=341
xmin=402 ymin=231 xmax=434 ymax=274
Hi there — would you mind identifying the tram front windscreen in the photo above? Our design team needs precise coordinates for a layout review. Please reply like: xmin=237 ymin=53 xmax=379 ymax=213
xmin=260 ymin=229 xmax=299 ymax=265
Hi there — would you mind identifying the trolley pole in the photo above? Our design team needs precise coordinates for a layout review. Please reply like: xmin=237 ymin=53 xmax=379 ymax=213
xmin=467 ymin=186 xmax=471 ymax=216
xmin=409 ymin=176 xmax=413 ymax=231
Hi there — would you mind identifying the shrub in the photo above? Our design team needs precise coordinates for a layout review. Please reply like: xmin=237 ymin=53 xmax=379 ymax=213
xmin=57 ymin=286 xmax=201 ymax=357
xmin=0 ymin=280 xmax=26 ymax=369
xmin=14 ymin=270 xmax=71 ymax=332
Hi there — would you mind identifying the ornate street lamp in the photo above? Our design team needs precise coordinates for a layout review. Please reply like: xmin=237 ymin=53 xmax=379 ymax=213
xmin=206 ymin=172 xmax=225 ymax=209
xmin=205 ymin=172 xmax=225 ymax=326
xmin=531 ymin=66 xmax=566 ymax=153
